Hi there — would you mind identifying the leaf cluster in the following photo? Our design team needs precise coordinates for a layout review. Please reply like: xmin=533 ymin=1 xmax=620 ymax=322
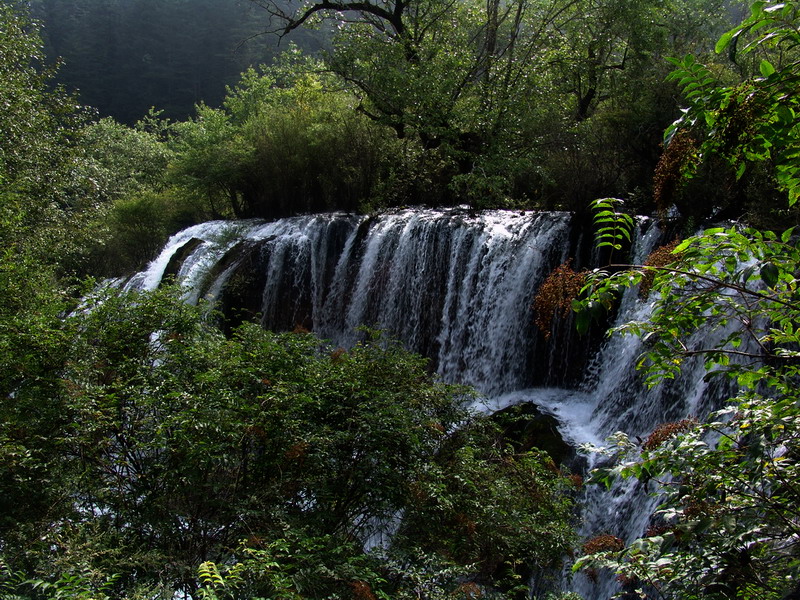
xmin=577 ymin=223 xmax=800 ymax=386
xmin=573 ymin=6 xmax=800 ymax=594
xmin=665 ymin=1 xmax=800 ymax=211
xmin=591 ymin=198 xmax=635 ymax=251
xmin=577 ymin=388 xmax=800 ymax=599
xmin=0 ymin=285 xmax=575 ymax=598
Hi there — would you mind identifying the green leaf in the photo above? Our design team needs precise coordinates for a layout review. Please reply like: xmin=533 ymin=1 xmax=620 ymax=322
xmin=588 ymin=300 xmax=605 ymax=321
xmin=715 ymin=30 xmax=735 ymax=53
xmin=760 ymin=59 xmax=776 ymax=77
xmin=760 ymin=262 xmax=779 ymax=288
xmin=576 ymin=309 xmax=591 ymax=335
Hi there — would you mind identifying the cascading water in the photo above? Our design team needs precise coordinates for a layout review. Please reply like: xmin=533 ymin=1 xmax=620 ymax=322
xmin=127 ymin=209 xmax=580 ymax=393
xmin=125 ymin=208 xmax=734 ymax=599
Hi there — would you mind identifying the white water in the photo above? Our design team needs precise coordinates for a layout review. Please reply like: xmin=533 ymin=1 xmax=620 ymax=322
xmin=125 ymin=208 xmax=735 ymax=599
xmin=127 ymin=209 xmax=573 ymax=393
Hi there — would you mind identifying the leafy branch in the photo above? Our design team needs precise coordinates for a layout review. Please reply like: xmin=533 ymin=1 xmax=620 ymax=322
xmin=665 ymin=0 xmax=800 ymax=206
xmin=573 ymin=6 xmax=800 ymax=592
xmin=590 ymin=197 xmax=634 ymax=251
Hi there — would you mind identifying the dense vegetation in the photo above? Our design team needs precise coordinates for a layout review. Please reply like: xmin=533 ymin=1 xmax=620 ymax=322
xmin=2 ymin=0 xmax=800 ymax=598
xmin=1 ymin=285 xmax=576 ymax=599
xmin=28 ymin=0 xmax=769 ymax=247
xmin=571 ymin=4 xmax=800 ymax=597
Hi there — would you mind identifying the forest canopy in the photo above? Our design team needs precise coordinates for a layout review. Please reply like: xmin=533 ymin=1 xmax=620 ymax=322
xmin=27 ymin=0 xmax=766 ymax=236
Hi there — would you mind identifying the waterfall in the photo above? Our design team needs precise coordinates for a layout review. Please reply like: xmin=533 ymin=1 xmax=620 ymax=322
xmin=125 ymin=208 xmax=733 ymax=599
xmin=126 ymin=209 xmax=579 ymax=393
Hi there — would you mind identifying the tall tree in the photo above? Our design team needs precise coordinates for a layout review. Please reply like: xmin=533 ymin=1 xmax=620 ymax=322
xmin=257 ymin=0 xmax=559 ymax=149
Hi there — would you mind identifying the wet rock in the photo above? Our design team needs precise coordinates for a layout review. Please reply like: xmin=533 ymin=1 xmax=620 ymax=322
xmin=490 ymin=402 xmax=574 ymax=466
xmin=162 ymin=237 xmax=204 ymax=281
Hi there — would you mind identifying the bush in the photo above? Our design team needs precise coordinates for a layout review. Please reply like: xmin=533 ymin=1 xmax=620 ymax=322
xmin=169 ymin=59 xmax=402 ymax=219
xmin=1 ymin=288 xmax=575 ymax=598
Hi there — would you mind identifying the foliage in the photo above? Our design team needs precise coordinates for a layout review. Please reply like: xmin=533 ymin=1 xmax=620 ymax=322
xmin=584 ymin=223 xmax=800 ymax=387
xmin=0 ymin=558 xmax=120 ymax=600
xmin=0 ymin=3 xmax=167 ymax=276
xmin=576 ymin=386 xmax=800 ymax=598
xmin=71 ymin=114 xmax=191 ymax=274
xmin=0 ymin=284 xmax=575 ymax=598
xmin=638 ymin=238 xmax=683 ymax=298
xmin=591 ymin=198 xmax=635 ymax=251
xmin=653 ymin=129 xmax=700 ymax=213
xmin=256 ymin=0 xmax=736 ymax=211
xmin=0 ymin=10 xmax=123 ymax=567
xmin=169 ymin=53 xmax=400 ymax=218
xmin=573 ymin=211 xmax=800 ymax=600
xmin=195 ymin=535 xmax=385 ymax=600
xmin=78 ymin=115 xmax=174 ymax=202
xmin=659 ymin=1 xmax=800 ymax=221
xmin=197 ymin=542 xmax=585 ymax=600
xmin=571 ymin=4 xmax=800 ymax=597
xmin=6 ymin=0 xmax=743 ymax=224
xmin=0 ymin=3 xmax=85 ymax=254
xmin=399 ymin=448 xmax=575 ymax=593
xmin=14 ymin=0 xmax=742 ymax=221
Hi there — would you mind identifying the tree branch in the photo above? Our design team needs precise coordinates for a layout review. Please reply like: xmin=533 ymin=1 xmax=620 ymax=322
xmin=267 ymin=0 xmax=406 ymax=36
xmin=606 ymin=263 xmax=800 ymax=312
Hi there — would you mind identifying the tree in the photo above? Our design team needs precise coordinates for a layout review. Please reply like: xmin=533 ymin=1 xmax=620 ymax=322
xmin=254 ymin=0 xmax=567 ymax=198
xmin=0 ymin=2 xmax=154 ymax=275
xmin=530 ymin=0 xmax=738 ymax=210
xmin=0 ymin=2 xmax=85 ymax=250
xmin=253 ymin=0 xmax=740 ymax=209
xmin=572 ymin=3 xmax=800 ymax=597
xmin=0 ymin=284 xmax=576 ymax=599
xmin=169 ymin=52 xmax=400 ymax=218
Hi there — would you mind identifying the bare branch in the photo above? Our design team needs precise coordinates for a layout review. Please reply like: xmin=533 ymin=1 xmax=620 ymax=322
xmin=264 ymin=0 xmax=406 ymax=36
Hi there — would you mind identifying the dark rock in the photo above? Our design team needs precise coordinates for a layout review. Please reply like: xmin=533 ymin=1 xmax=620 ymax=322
xmin=490 ymin=402 xmax=574 ymax=466
xmin=162 ymin=237 xmax=204 ymax=282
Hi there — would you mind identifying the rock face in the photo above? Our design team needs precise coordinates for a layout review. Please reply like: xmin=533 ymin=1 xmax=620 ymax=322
xmin=162 ymin=237 xmax=204 ymax=281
